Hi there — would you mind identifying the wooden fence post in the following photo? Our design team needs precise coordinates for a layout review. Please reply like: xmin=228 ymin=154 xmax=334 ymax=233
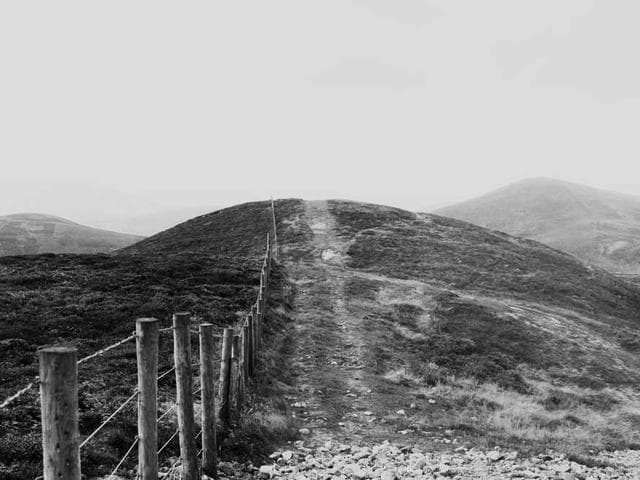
xmin=173 ymin=313 xmax=198 ymax=480
xmin=251 ymin=305 xmax=260 ymax=356
xmin=218 ymin=328 xmax=233 ymax=429
xmin=247 ymin=315 xmax=255 ymax=377
xmin=136 ymin=318 xmax=159 ymax=480
xmin=242 ymin=324 xmax=250 ymax=381
xmin=199 ymin=323 xmax=218 ymax=479
xmin=264 ymin=262 xmax=269 ymax=288
xmin=39 ymin=347 xmax=80 ymax=480
xmin=271 ymin=198 xmax=279 ymax=262
xmin=230 ymin=335 xmax=242 ymax=421
xmin=253 ymin=303 xmax=262 ymax=349
xmin=259 ymin=293 xmax=265 ymax=341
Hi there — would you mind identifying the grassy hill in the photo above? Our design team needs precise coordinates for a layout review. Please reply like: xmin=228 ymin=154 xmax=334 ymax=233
xmin=328 ymin=200 xmax=640 ymax=389
xmin=0 ymin=200 xmax=304 ymax=480
xmin=0 ymin=213 xmax=142 ymax=256
xmin=3 ymin=197 xmax=640 ymax=478
xmin=435 ymin=177 xmax=640 ymax=274
xmin=277 ymin=199 xmax=640 ymax=457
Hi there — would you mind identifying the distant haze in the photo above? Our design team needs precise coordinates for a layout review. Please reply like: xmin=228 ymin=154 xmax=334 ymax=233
xmin=2 ymin=2 xmax=640 ymax=222
xmin=437 ymin=177 xmax=640 ymax=274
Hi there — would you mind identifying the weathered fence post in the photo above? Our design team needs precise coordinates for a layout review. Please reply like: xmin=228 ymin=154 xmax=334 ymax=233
xmin=271 ymin=198 xmax=279 ymax=262
xmin=251 ymin=306 xmax=260 ymax=360
xmin=40 ymin=347 xmax=81 ymax=480
xmin=218 ymin=328 xmax=233 ymax=429
xmin=242 ymin=324 xmax=250 ymax=381
xmin=173 ymin=313 xmax=198 ymax=480
xmin=230 ymin=335 xmax=242 ymax=420
xmin=136 ymin=318 xmax=159 ymax=480
xmin=262 ymin=264 xmax=268 ymax=292
xmin=247 ymin=315 xmax=255 ymax=377
xmin=199 ymin=323 xmax=218 ymax=479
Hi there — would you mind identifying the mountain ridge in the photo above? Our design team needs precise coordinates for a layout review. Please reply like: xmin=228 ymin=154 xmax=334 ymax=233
xmin=0 ymin=212 xmax=143 ymax=256
xmin=434 ymin=177 xmax=640 ymax=273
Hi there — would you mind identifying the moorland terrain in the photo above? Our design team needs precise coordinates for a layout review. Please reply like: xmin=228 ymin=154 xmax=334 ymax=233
xmin=2 ymin=198 xmax=640 ymax=479
xmin=0 ymin=214 xmax=142 ymax=256
xmin=436 ymin=178 xmax=640 ymax=274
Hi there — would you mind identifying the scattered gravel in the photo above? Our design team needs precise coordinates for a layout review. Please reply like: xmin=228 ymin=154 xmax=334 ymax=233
xmin=213 ymin=441 xmax=640 ymax=479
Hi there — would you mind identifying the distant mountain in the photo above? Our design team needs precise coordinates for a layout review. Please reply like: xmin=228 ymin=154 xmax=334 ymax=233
xmin=435 ymin=177 xmax=640 ymax=273
xmin=0 ymin=213 xmax=143 ymax=256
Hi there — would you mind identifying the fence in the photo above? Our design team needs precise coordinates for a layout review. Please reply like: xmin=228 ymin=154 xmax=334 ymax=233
xmin=2 ymin=206 xmax=279 ymax=480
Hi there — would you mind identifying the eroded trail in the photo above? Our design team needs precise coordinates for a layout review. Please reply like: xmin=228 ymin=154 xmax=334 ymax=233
xmin=283 ymin=200 xmax=395 ymax=445
xmin=258 ymin=200 xmax=640 ymax=479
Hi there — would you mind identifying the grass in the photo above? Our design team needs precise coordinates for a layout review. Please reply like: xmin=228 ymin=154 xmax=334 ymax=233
xmin=0 ymin=199 xmax=308 ymax=480
xmin=323 ymin=200 xmax=640 ymax=455
xmin=412 ymin=377 xmax=640 ymax=455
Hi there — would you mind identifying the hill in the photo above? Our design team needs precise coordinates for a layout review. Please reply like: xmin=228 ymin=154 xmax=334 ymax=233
xmin=273 ymin=199 xmax=640 ymax=462
xmin=3 ymin=198 xmax=640 ymax=478
xmin=435 ymin=177 xmax=640 ymax=273
xmin=0 ymin=200 xmax=301 ymax=479
xmin=0 ymin=213 xmax=143 ymax=256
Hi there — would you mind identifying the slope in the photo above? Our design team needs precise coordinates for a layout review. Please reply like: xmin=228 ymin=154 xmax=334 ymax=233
xmin=435 ymin=177 xmax=640 ymax=273
xmin=0 ymin=213 xmax=142 ymax=256
xmin=274 ymin=199 xmax=640 ymax=461
xmin=0 ymin=200 xmax=303 ymax=479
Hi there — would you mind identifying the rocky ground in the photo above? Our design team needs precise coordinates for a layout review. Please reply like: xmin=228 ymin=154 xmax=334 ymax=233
xmin=215 ymin=200 xmax=639 ymax=480
xmin=212 ymin=441 xmax=640 ymax=479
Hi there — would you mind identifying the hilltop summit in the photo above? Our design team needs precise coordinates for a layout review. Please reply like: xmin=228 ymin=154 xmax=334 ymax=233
xmin=0 ymin=213 xmax=142 ymax=256
xmin=435 ymin=177 xmax=640 ymax=273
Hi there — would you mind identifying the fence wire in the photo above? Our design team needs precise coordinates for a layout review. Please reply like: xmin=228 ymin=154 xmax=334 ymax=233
xmin=80 ymin=389 xmax=138 ymax=449
xmin=107 ymin=435 xmax=139 ymax=480
xmin=1 ymin=331 xmax=138 ymax=409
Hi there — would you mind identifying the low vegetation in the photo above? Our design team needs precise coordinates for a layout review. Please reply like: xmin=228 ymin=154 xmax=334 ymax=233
xmin=0 ymin=213 xmax=141 ymax=256
xmin=326 ymin=200 xmax=640 ymax=455
xmin=0 ymin=199 xmax=307 ymax=480
xmin=4 ymin=196 xmax=640 ymax=477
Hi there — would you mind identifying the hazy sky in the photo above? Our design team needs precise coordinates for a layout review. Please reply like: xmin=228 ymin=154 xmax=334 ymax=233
xmin=2 ymin=1 xmax=640 ymax=222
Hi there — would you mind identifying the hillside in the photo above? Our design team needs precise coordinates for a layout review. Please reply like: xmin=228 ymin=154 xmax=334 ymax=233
xmin=0 ymin=213 xmax=142 ymax=256
xmin=272 ymin=200 xmax=640 ymax=460
xmin=3 ymin=198 xmax=640 ymax=478
xmin=435 ymin=177 xmax=640 ymax=274
xmin=0 ymin=200 xmax=299 ymax=479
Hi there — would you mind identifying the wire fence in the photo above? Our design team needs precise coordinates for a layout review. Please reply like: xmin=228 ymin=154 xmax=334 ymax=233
xmin=1 ymin=201 xmax=279 ymax=480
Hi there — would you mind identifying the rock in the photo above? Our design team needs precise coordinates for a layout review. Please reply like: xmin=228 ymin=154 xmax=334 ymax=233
xmin=396 ymin=409 xmax=406 ymax=415
xmin=259 ymin=465 xmax=275 ymax=476
xmin=351 ymin=466 xmax=367 ymax=479
xmin=282 ymin=450 xmax=294 ymax=461
xmin=487 ymin=451 xmax=505 ymax=462
xmin=380 ymin=470 xmax=396 ymax=480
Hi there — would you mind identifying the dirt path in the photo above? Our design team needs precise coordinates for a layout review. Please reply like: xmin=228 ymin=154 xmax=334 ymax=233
xmin=283 ymin=200 xmax=395 ymax=446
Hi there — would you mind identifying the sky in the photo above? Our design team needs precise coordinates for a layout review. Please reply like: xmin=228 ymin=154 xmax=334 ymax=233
xmin=1 ymin=1 xmax=640 ymax=230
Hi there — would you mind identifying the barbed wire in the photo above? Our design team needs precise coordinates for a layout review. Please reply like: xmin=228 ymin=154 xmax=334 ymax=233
xmin=158 ymin=366 xmax=176 ymax=382
xmin=158 ymin=429 xmax=179 ymax=455
xmin=0 ymin=376 xmax=38 ymax=409
xmin=157 ymin=403 xmax=178 ymax=424
xmin=2 ymin=331 xmax=138 ymax=409
xmin=80 ymin=389 xmax=138 ymax=449
xmin=77 ymin=333 xmax=136 ymax=365
xmin=107 ymin=435 xmax=138 ymax=480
